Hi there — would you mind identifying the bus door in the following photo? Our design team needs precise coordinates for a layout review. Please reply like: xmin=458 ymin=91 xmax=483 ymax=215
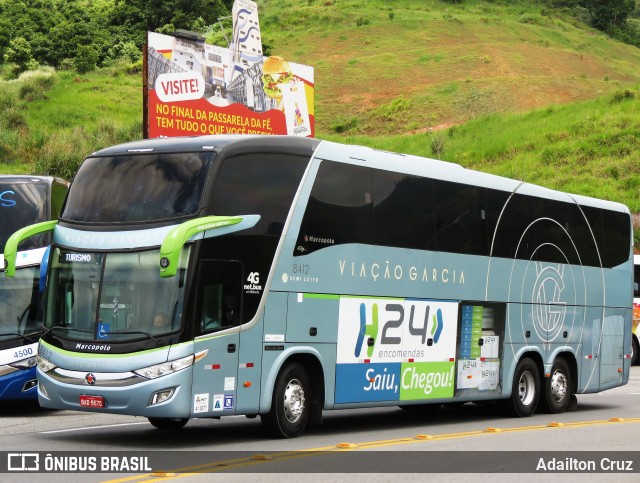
xmin=598 ymin=312 xmax=626 ymax=391
xmin=192 ymin=260 xmax=243 ymax=416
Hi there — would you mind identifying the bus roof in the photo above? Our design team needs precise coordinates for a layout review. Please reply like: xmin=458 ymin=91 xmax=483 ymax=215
xmin=88 ymin=135 xmax=628 ymax=215
xmin=314 ymin=140 xmax=629 ymax=214
xmin=90 ymin=135 xmax=320 ymax=157
xmin=0 ymin=175 xmax=62 ymax=185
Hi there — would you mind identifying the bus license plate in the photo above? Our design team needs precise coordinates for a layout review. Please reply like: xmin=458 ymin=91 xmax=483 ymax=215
xmin=80 ymin=395 xmax=105 ymax=408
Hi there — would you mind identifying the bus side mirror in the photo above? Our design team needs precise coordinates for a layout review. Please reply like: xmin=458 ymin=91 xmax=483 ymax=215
xmin=3 ymin=220 xmax=57 ymax=278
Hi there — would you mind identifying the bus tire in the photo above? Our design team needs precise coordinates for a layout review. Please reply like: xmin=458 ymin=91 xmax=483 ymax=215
xmin=632 ymin=336 xmax=639 ymax=366
xmin=148 ymin=417 xmax=189 ymax=430
xmin=261 ymin=362 xmax=310 ymax=438
xmin=502 ymin=357 xmax=539 ymax=417
xmin=540 ymin=357 xmax=572 ymax=414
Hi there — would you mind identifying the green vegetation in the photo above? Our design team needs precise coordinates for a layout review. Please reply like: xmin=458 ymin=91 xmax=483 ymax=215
xmin=331 ymin=88 xmax=640 ymax=211
xmin=0 ymin=66 xmax=141 ymax=179
xmin=0 ymin=0 xmax=639 ymax=238
xmin=0 ymin=1 xmax=234 ymax=75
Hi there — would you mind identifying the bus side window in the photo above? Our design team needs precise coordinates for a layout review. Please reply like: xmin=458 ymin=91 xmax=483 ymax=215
xmin=200 ymin=284 xmax=239 ymax=333
xmin=197 ymin=260 xmax=242 ymax=334
xmin=201 ymin=284 xmax=224 ymax=332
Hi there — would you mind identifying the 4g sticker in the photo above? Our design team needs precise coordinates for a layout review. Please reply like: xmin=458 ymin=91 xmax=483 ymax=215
xmin=244 ymin=272 xmax=262 ymax=294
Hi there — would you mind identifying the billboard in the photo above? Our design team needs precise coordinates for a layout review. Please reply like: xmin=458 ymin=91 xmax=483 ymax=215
xmin=145 ymin=0 xmax=314 ymax=138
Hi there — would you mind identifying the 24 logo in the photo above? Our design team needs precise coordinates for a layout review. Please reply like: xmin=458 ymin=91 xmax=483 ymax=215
xmin=354 ymin=302 xmax=444 ymax=358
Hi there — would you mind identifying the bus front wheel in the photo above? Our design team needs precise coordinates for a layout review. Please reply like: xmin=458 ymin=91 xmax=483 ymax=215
xmin=148 ymin=417 xmax=189 ymax=430
xmin=540 ymin=358 xmax=572 ymax=414
xmin=262 ymin=362 xmax=310 ymax=438
xmin=502 ymin=357 xmax=539 ymax=417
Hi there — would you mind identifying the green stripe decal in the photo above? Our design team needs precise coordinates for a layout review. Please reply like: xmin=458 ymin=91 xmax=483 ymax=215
xmin=159 ymin=216 xmax=243 ymax=278
xmin=3 ymin=220 xmax=57 ymax=278
xmin=303 ymin=293 xmax=340 ymax=300
xmin=39 ymin=338 xmax=191 ymax=359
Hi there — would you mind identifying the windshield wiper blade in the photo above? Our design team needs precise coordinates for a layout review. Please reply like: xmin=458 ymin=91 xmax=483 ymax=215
xmin=39 ymin=326 xmax=162 ymax=345
xmin=105 ymin=330 xmax=162 ymax=345
xmin=0 ymin=332 xmax=36 ymax=343
xmin=41 ymin=325 xmax=93 ymax=338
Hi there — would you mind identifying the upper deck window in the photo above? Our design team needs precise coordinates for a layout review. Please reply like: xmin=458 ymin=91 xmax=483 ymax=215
xmin=62 ymin=152 xmax=213 ymax=224
xmin=209 ymin=153 xmax=309 ymax=235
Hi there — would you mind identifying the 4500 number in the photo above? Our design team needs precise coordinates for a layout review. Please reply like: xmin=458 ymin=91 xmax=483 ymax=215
xmin=14 ymin=347 xmax=34 ymax=359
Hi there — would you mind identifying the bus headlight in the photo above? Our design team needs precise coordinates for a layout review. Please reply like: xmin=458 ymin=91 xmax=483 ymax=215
xmin=133 ymin=354 xmax=194 ymax=380
xmin=36 ymin=354 xmax=57 ymax=373
xmin=10 ymin=356 xmax=37 ymax=370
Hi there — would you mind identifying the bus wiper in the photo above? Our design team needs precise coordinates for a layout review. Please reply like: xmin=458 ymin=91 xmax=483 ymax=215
xmin=0 ymin=332 xmax=36 ymax=343
xmin=39 ymin=325 xmax=161 ymax=345
xmin=40 ymin=325 xmax=93 ymax=338
xmin=105 ymin=330 xmax=162 ymax=345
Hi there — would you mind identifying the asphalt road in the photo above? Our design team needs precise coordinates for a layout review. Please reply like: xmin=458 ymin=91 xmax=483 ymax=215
xmin=1 ymin=367 xmax=639 ymax=482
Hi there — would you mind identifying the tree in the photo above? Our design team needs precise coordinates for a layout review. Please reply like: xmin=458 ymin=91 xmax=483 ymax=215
xmin=111 ymin=0 xmax=233 ymax=38
xmin=74 ymin=44 xmax=99 ymax=73
xmin=4 ymin=36 xmax=33 ymax=71
xmin=581 ymin=0 xmax=636 ymax=30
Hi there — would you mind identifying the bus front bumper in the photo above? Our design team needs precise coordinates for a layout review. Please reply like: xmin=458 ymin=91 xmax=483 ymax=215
xmin=37 ymin=367 xmax=192 ymax=418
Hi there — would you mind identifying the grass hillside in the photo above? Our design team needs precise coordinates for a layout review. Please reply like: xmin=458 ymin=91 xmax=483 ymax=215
xmin=260 ymin=0 xmax=640 ymax=135
xmin=0 ymin=0 xmax=639 ymax=236
xmin=335 ymin=90 xmax=640 ymax=212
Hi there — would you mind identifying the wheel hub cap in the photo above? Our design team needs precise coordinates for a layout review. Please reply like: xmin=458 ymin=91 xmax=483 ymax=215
xmin=518 ymin=370 xmax=535 ymax=406
xmin=283 ymin=378 xmax=305 ymax=423
xmin=550 ymin=370 xmax=567 ymax=402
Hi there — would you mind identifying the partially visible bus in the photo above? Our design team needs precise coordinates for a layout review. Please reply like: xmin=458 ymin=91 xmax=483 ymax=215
xmin=632 ymin=254 xmax=640 ymax=365
xmin=5 ymin=136 xmax=633 ymax=436
xmin=0 ymin=176 xmax=69 ymax=401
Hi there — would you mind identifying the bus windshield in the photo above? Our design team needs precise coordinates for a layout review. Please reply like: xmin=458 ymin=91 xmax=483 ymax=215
xmin=0 ymin=181 xmax=48 ymax=249
xmin=0 ymin=266 xmax=41 ymax=340
xmin=44 ymin=247 xmax=190 ymax=342
xmin=61 ymin=152 xmax=214 ymax=224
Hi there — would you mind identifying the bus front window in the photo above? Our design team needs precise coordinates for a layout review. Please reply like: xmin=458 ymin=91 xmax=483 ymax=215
xmin=46 ymin=247 xmax=189 ymax=341
xmin=0 ymin=267 xmax=40 ymax=339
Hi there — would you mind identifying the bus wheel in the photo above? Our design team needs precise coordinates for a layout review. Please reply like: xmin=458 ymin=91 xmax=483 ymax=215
xmin=502 ymin=358 xmax=539 ymax=417
xmin=632 ymin=337 xmax=639 ymax=366
xmin=541 ymin=358 xmax=572 ymax=414
xmin=262 ymin=362 xmax=310 ymax=438
xmin=148 ymin=417 xmax=189 ymax=430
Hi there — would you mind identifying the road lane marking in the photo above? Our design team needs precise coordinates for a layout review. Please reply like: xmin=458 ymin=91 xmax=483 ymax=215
xmin=99 ymin=416 xmax=640 ymax=482
xmin=42 ymin=422 xmax=149 ymax=434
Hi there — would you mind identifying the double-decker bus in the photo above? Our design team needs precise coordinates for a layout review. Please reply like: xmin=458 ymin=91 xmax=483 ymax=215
xmin=4 ymin=136 xmax=632 ymax=436
xmin=0 ymin=176 xmax=68 ymax=402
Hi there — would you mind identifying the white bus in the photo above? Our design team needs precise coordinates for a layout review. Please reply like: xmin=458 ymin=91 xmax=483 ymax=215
xmin=0 ymin=175 xmax=68 ymax=401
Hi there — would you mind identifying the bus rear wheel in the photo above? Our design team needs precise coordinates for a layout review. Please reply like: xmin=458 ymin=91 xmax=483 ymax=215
xmin=501 ymin=357 xmax=539 ymax=417
xmin=148 ymin=417 xmax=189 ymax=430
xmin=261 ymin=362 xmax=310 ymax=438
xmin=540 ymin=358 xmax=572 ymax=414
xmin=632 ymin=336 xmax=639 ymax=366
